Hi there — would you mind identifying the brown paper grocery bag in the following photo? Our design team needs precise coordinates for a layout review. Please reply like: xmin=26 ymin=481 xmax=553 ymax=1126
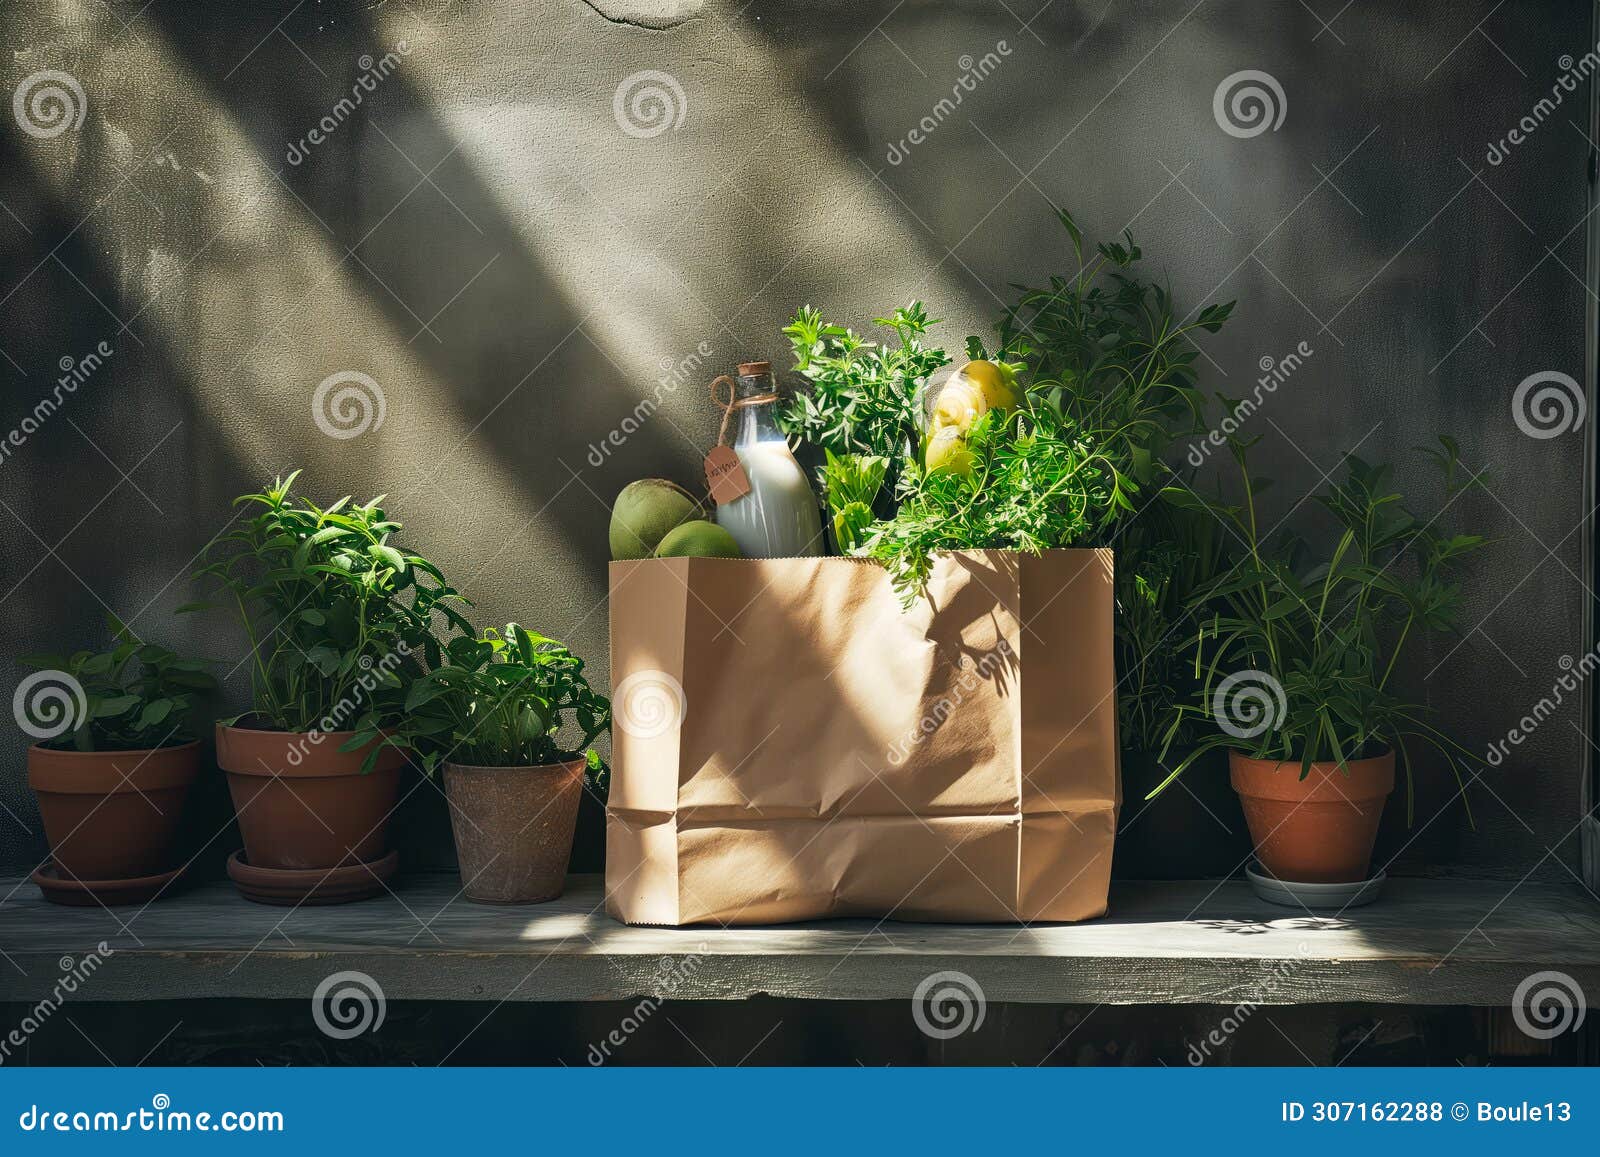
xmin=605 ymin=548 xmax=1118 ymax=925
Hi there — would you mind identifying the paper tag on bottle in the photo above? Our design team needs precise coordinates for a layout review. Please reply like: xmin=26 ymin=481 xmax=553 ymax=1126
xmin=704 ymin=445 xmax=751 ymax=505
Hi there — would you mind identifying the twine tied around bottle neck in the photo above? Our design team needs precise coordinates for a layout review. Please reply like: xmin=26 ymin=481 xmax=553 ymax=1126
xmin=710 ymin=374 xmax=778 ymax=446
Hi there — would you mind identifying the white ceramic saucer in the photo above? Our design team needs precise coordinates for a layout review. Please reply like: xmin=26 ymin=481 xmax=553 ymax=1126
xmin=1245 ymin=860 xmax=1386 ymax=909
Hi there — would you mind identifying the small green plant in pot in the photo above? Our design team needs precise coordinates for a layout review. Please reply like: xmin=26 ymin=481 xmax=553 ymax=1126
xmin=1152 ymin=437 xmax=1487 ymax=888
xmin=406 ymin=624 xmax=610 ymax=904
xmin=193 ymin=472 xmax=468 ymax=900
xmin=19 ymin=617 xmax=215 ymax=902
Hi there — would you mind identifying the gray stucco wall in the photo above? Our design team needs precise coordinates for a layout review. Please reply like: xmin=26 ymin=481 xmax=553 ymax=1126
xmin=0 ymin=0 xmax=1592 ymax=881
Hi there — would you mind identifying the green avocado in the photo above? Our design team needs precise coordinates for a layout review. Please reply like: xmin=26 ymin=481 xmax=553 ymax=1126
xmin=609 ymin=479 xmax=699 ymax=560
xmin=654 ymin=520 xmax=743 ymax=559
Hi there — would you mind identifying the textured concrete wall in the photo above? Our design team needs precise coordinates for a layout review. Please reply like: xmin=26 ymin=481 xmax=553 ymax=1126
xmin=0 ymin=0 xmax=1592 ymax=880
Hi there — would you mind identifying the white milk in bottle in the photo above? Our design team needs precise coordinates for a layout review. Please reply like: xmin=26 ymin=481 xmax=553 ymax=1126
xmin=713 ymin=361 xmax=824 ymax=558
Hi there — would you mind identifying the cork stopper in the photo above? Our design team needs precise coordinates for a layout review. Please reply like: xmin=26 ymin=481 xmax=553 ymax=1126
xmin=737 ymin=360 xmax=772 ymax=376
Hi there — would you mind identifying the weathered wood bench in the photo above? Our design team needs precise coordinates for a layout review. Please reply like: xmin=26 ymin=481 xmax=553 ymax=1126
xmin=4 ymin=874 xmax=1597 ymax=1007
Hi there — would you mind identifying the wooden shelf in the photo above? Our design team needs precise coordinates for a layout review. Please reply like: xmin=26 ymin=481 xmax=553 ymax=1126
xmin=3 ymin=874 xmax=1597 ymax=1006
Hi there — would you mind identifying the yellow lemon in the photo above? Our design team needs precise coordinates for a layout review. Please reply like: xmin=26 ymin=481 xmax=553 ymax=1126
xmin=925 ymin=426 xmax=975 ymax=476
xmin=957 ymin=359 xmax=1021 ymax=411
xmin=930 ymin=377 xmax=988 ymax=432
xmin=928 ymin=361 xmax=1020 ymax=437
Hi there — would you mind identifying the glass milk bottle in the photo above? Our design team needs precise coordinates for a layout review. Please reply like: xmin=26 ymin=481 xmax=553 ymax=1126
xmin=714 ymin=361 xmax=824 ymax=558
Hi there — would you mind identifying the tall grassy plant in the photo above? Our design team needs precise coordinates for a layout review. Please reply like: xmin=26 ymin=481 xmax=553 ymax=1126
xmin=819 ymin=450 xmax=888 ymax=553
xmin=1152 ymin=439 xmax=1487 ymax=821
xmin=999 ymin=207 xmax=1233 ymax=498
xmin=1114 ymin=502 xmax=1230 ymax=752
xmin=998 ymin=209 xmax=1236 ymax=747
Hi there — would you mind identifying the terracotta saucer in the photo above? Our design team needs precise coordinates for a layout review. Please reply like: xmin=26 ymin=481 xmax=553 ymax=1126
xmin=32 ymin=861 xmax=183 ymax=907
xmin=226 ymin=848 xmax=399 ymax=906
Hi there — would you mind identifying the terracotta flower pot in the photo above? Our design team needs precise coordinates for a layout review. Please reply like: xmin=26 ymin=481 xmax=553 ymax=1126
xmin=217 ymin=723 xmax=404 ymax=872
xmin=443 ymin=758 xmax=585 ymax=903
xmin=28 ymin=740 xmax=200 ymax=880
xmin=1230 ymin=748 xmax=1395 ymax=883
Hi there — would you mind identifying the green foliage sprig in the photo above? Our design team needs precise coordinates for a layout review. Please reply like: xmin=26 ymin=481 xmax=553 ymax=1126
xmin=405 ymin=624 xmax=611 ymax=776
xmin=862 ymin=399 xmax=1120 ymax=602
xmin=192 ymin=471 xmax=469 ymax=771
xmin=21 ymin=616 xmax=215 ymax=751
xmin=777 ymin=302 xmax=949 ymax=464
xmin=1000 ymin=208 xmax=1233 ymax=483
xmin=819 ymin=450 xmax=888 ymax=553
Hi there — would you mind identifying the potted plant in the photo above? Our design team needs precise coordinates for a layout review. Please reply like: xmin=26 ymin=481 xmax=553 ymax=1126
xmin=406 ymin=624 xmax=610 ymax=904
xmin=20 ymin=617 xmax=215 ymax=903
xmin=1152 ymin=438 xmax=1486 ymax=891
xmin=192 ymin=472 xmax=468 ymax=903
xmin=1112 ymin=508 xmax=1251 ymax=878
xmin=993 ymin=210 xmax=1247 ymax=877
